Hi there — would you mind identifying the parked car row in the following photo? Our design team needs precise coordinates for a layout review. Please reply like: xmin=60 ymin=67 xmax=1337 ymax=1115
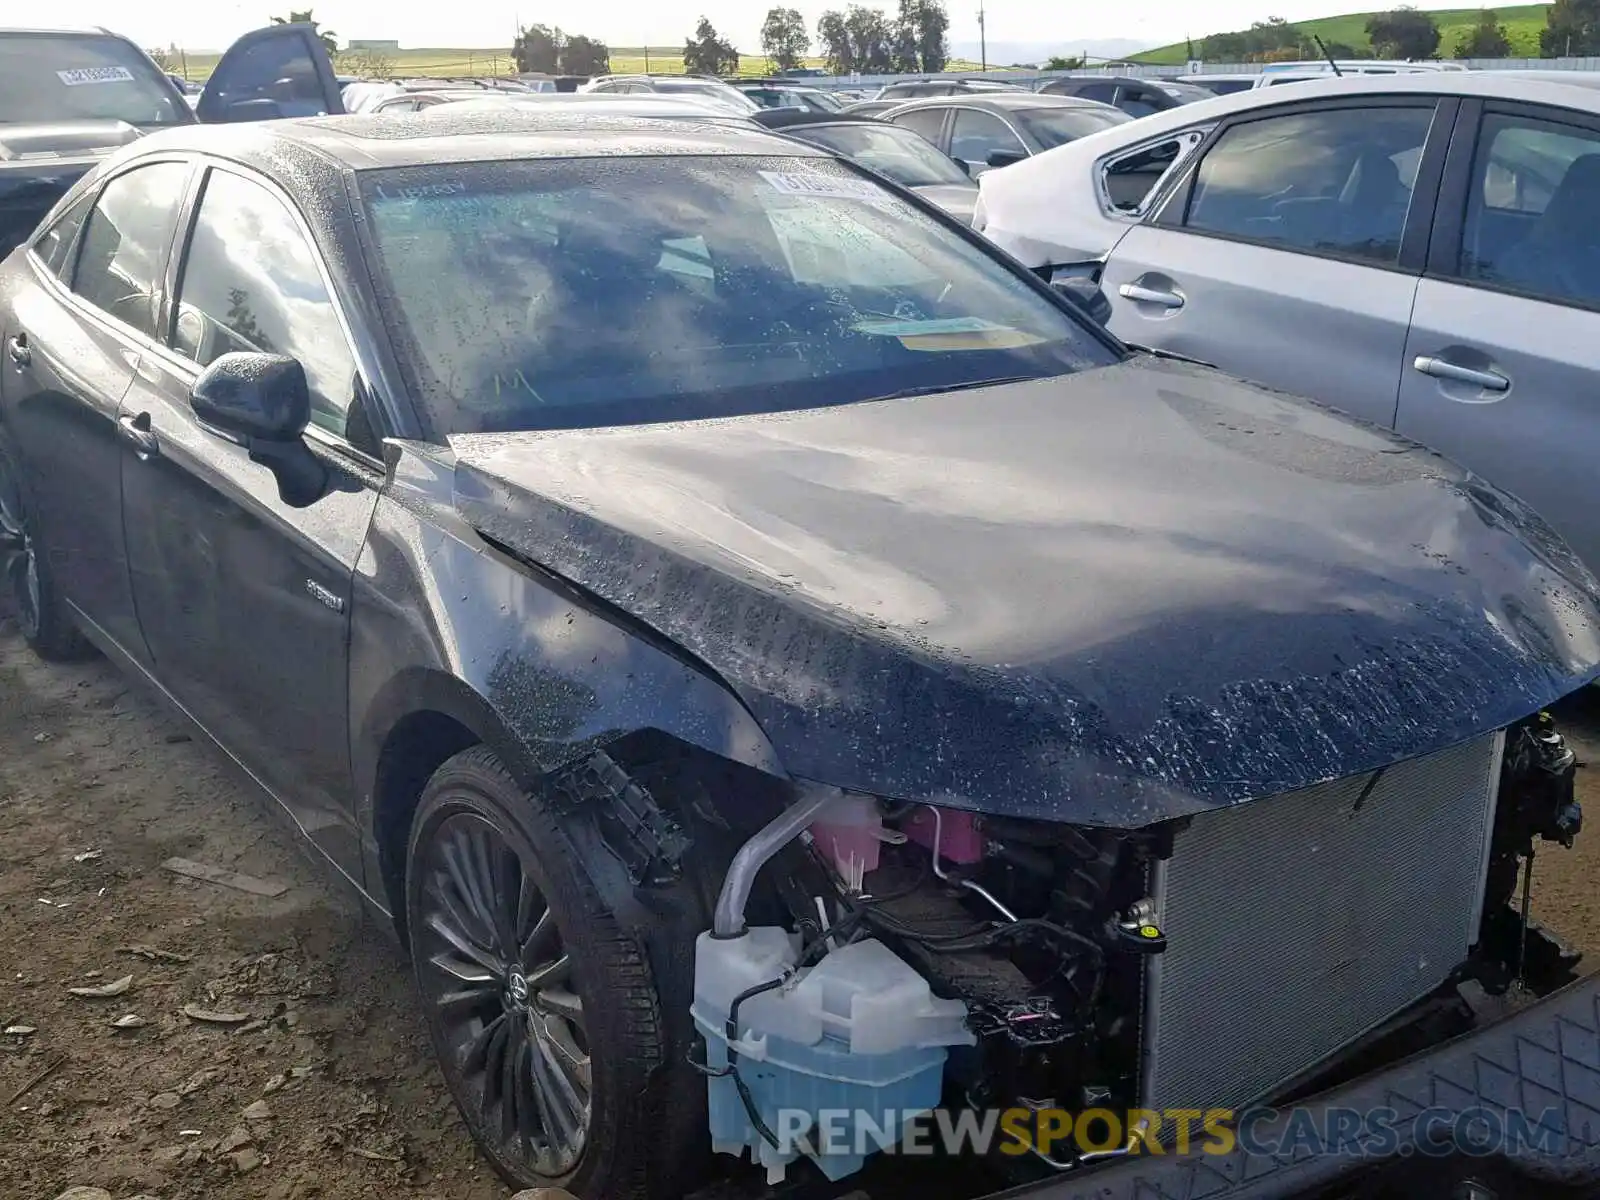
xmin=5 ymin=23 xmax=1600 ymax=1200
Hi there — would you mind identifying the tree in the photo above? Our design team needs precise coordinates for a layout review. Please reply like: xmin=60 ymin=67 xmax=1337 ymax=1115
xmin=891 ymin=18 xmax=921 ymax=73
xmin=844 ymin=5 xmax=894 ymax=73
xmin=563 ymin=34 xmax=611 ymax=75
xmin=760 ymin=7 xmax=810 ymax=72
xmin=918 ymin=0 xmax=951 ymax=71
xmin=146 ymin=46 xmax=173 ymax=71
xmin=1364 ymin=7 xmax=1440 ymax=59
xmin=1455 ymin=8 xmax=1512 ymax=57
xmin=1200 ymin=16 xmax=1302 ymax=63
xmin=1044 ymin=53 xmax=1085 ymax=70
xmin=684 ymin=17 xmax=741 ymax=76
xmin=269 ymin=10 xmax=338 ymax=56
xmin=817 ymin=10 xmax=854 ymax=73
xmin=512 ymin=24 xmax=562 ymax=73
xmin=1542 ymin=0 xmax=1600 ymax=56
xmin=340 ymin=48 xmax=395 ymax=78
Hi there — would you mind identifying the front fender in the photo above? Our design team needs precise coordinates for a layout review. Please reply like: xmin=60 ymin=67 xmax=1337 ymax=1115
xmin=348 ymin=442 xmax=784 ymax=893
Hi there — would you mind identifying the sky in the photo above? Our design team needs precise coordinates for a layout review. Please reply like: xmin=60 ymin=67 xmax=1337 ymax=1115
xmin=58 ymin=0 xmax=1473 ymax=55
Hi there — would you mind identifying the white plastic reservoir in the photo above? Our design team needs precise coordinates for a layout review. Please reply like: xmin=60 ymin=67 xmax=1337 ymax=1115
xmin=693 ymin=928 xmax=973 ymax=1183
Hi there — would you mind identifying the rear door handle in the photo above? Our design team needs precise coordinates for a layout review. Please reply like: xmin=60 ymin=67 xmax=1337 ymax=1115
xmin=1118 ymin=283 xmax=1185 ymax=309
xmin=1413 ymin=356 xmax=1509 ymax=392
xmin=6 ymin=334 xmax=29 ymax=368
xmin=117 ymin=412 xmax=160 ymax=460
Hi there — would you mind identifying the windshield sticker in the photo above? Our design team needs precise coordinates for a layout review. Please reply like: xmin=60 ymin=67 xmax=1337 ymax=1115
xmin=56 ymin=66 xmax=136 ymax=86
xmin=759 ymin=170 xmax=883 ymax=201
xmin=855 ymin=317 xmax=1047 ymax=352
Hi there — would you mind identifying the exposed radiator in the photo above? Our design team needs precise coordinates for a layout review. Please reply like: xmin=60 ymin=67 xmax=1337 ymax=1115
xmin=1141 ymin=732 xmax=1503 ymax=1112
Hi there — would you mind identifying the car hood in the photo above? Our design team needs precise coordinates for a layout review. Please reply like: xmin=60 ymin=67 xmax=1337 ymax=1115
xmin=912 ymin=181 xmax=979 ymax=224
xmin=0 ymin=119 xmax=146 ymax=163
xmin=448 ymin=355 xmax=1600 ymax=827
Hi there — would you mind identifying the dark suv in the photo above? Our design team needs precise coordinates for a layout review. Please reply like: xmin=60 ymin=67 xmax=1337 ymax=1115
xmin=0 ymin=22 xmax=345 ymax=258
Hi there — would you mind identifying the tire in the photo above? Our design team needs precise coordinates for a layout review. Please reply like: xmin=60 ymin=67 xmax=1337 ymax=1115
xmin=405 ymin=746 xmax=680 ymax=1198
xmin=0 ymin=428 xmax=91 ymax=661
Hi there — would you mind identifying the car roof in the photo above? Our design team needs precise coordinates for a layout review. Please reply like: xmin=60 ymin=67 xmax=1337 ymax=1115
xmin=886 ymin=93 xmax=1116 ymax=112
xmin=128 ymin=108 xmax=825 ymax=174
xmin=1035 ymin=69 xmax=1600 ymax=134
xmin=1046 ymin=74 xmax=1160 ymax=87
xmin=0 ymin=24 xmax=119 ymax=35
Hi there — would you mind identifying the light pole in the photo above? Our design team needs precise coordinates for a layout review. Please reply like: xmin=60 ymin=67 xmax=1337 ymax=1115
xmin=977 ymin=2 xmax=987 ymax=72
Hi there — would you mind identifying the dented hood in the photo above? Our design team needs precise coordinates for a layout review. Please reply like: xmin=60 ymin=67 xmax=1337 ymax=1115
xmin=449 ymin=356 xmax=1600 ymax=827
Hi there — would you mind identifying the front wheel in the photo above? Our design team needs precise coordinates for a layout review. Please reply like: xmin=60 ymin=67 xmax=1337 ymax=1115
xmin=405 ymin=746 xmax=678 ymax=1197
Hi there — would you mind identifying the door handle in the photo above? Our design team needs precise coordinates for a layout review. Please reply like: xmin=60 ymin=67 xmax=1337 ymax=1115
xmin=5 ymin=334 xmax=29 ymax=368
xmin=117 ymin=412 xmax=160 ymax=460
xmin=1118 ymin=283 xmax=1185 ymax=309
xmin=1413 ymin=356 xmax=1509 ymax=392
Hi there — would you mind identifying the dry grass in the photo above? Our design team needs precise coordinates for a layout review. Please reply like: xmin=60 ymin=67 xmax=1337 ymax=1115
xmin=173 ymin=47 xmax=988 ymax=82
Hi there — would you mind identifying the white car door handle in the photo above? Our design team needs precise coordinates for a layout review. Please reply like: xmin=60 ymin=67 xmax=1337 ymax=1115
xmin=1413 ymin=356 xmax=1509 ymax=392
xmin=1118 ymin=283 xmax=1185 ymax=309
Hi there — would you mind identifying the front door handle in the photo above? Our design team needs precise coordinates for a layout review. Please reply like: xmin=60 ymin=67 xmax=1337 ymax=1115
xmin=117 ymin=412 xmax=160 ymax=460
xmin=1413 ymin=355 xmax=1509 ymax=392
xmin=6 ymin=334 xmax=30 ymax=368
xmin=1118 ymin=283 xmax=1185 ymax=309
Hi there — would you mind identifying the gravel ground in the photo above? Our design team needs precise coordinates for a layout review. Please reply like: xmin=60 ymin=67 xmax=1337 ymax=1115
xmin=3 ymin=609 xmax=1600 ymax=1200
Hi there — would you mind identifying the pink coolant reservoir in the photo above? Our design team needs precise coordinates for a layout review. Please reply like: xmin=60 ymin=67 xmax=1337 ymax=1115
xmin=809 ymin=792 xmax=887 ymax=887
xmin=902 ymin=805 xmax=984 ymax=865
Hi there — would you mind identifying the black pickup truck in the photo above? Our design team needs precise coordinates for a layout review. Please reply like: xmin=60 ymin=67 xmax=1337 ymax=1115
xmin=0 ymin=22 xmax=345 ymax=257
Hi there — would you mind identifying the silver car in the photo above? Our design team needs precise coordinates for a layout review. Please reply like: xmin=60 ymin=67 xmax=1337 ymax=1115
xmin=976 ymin=71 xmax=1600 ymax=573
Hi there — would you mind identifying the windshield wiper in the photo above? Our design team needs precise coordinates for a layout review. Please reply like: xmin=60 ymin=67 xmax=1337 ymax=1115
xmin=866 ymin=375 xmax=1034 ymax=402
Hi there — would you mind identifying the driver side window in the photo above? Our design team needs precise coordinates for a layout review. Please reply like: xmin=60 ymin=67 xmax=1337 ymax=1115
xmin=1178 ymin=104 xmax=1435 ymax=265
xmin=169 ymin=167 xmax=356 ymax=438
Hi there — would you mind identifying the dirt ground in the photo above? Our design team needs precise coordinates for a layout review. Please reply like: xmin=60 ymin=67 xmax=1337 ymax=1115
xmin=4 ymin=610 xmax=1600 ymax=1200
xmin=0 ymin=616 xmax=504 ymax=1200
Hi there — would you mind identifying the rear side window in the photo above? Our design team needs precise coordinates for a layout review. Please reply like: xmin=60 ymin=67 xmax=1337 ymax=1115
xmin=1179 ymin=105 xmax=1435 ymax=265
xmin=34 ymin=192 xmax=94 ymax=280
xmin=72 ymin=161 xmax=191 ymax=338
xmin=1457 ymin=111 xmax=1600 ymax=309
xmin=1104 ymin=137 xmax=1190 ymax=213
xmin=888 ymin=107 xmax=949 ymax=147
xmin=1073 ymin=82 xmax=1117 ymax=104
xmin=948 ymin=109 xmax=1025 ymax=170
xmin=1117 ymin=88 xmax=1167 ymax=118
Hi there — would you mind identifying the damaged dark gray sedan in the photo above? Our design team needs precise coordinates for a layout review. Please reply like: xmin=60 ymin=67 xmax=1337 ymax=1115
xmin=3 ymin=108 xmax=1600 ymax=1200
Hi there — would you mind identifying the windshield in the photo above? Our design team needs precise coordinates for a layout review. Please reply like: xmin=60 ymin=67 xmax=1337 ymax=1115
xmin=1014 ymin=105 xmax=1131 ymax=149
xmin=358 ymin=156 xmax=1110 ymax=435
xmin=0 ymin=33 xmax=189 ymax=126
xmin=786 ymin=122 xmax=971 ymax=187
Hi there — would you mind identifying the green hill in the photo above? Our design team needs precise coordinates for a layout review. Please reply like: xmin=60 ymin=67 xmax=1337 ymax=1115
xmin=1131 ymin=4 xmax=1551 ymax=65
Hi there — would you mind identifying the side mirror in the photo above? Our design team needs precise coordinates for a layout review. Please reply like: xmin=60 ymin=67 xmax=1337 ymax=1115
xmin=1052 ymin=277 xmax=1112 ymax=327
xmin=190 ymin=352 xmax=328 ymax=507
xmin=986 ymin=149 xmax=1026 ymax=169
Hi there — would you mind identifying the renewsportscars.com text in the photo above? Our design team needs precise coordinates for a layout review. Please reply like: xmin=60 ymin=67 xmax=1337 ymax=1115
xmin=774 ymin=1105 xmax=1569 ymax=1160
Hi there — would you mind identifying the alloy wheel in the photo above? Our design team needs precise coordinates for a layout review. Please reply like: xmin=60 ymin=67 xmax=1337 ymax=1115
xmin=0 ymin=450 xmax=40 ymax=638
xmin=415 ymin=811 xmax=591 ymax=1177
